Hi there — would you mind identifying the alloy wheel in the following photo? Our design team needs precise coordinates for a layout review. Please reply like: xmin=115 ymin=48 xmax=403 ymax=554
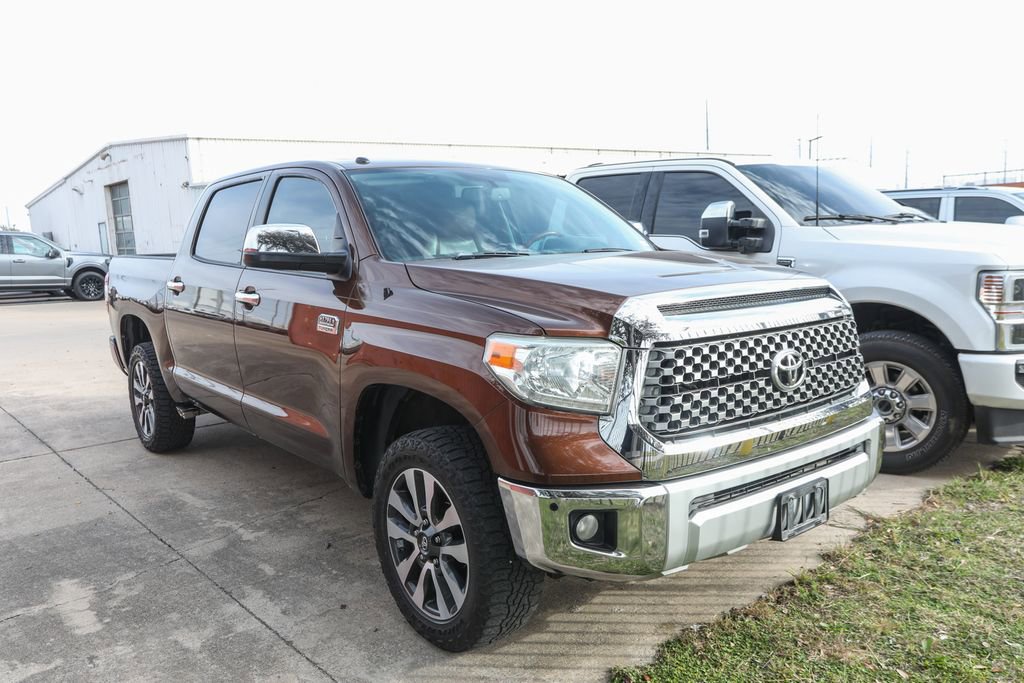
xmin=865 ymin=360 xmax=937 ymax=451
xmin=386 ymin=468 xmax=469 ymax=622
xmin=79 ymin=274 xmax=104 ymax=300
xmin=132 ymin=360 xmax=156 ymax=439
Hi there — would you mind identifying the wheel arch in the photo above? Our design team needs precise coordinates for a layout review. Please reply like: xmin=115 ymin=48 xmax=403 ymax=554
xmin=851 ymin=302 xmax=957 ymax=357
xmin=350 ymin=381 xmax=501 ymax=498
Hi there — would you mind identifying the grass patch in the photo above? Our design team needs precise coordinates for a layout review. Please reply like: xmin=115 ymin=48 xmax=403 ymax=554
xmin=613 ymin=455 xmax=1024 ymax=683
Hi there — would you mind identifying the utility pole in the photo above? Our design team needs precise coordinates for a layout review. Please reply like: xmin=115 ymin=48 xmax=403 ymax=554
xmin=4 ymin=206 xmax=10 ymax=230
xmin=868 ymin=138 xmax=874 ymax=168
xmin=904 ymin=150 xmax=910 ymax=188
xmin=797 ymin=138 xmax=802 ymax=159
xmin=808 ymin=136 xmax=823 ymax=225
xmin=704 ymin=99 xmax=710 ymax=151
xmin=1004 ymin=140 xmax=1009 ymax=183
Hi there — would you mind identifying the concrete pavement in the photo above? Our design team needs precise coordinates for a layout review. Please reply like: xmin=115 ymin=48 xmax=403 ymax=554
xmin=0 ymin=300 xmax=1008 ymax=682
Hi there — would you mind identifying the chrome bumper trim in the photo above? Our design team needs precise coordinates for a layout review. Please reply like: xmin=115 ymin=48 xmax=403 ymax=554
xmin=499 ymin=413 xmax=884 ymax=581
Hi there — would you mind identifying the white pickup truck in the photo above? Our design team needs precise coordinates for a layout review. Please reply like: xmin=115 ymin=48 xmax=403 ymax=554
xmin=568 ymin=159 xmax=1024 ymax=473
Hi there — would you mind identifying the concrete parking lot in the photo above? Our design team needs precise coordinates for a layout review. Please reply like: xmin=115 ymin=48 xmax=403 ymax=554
xmin=0 ymin=300 xmax=1009 ymax=682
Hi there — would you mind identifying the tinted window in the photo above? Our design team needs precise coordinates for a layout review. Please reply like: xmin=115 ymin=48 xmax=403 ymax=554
xmin=265 ymin=177 xmax=340 ymax=250
xmin=577 ymin=174 xmax=641 ymax=219
xmin=11 ymin=235 xmax=51 ymax=257
xmin=953 ymin=196 xmax=1024 ymax=224
xmin=194 ymin=181 xmax=262 ymax=264
xmin=653 ymin=172 xmax=765 ymax=238
xmin=347 ymin=168 xmax=652 ymax=262
xmin=894 ymin=196 xmax=941 ymax=218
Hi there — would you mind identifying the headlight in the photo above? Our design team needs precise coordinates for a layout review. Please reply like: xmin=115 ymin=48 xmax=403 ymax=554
xmin=483 ymin=334 xmax=623 ymax=414
xmin=978 ymin=270 xmax=1024 ymax=350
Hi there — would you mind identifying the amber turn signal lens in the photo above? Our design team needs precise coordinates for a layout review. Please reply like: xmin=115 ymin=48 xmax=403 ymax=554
xmin=485 ymin=341 xmax=519 ymax=370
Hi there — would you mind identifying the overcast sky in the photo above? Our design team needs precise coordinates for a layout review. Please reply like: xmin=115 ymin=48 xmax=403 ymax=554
xmin=3 ymin=0 xmax=1022 ymax=230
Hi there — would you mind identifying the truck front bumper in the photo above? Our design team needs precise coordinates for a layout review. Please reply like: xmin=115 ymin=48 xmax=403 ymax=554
xmin=498 ymin=414 xmax=884 ymax=581
xmin=959 ymin=352 xmax=1024 ymax=444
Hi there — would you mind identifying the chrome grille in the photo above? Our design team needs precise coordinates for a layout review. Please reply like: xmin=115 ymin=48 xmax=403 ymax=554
xmin=639 ymin=316 xmax=862 ymax=436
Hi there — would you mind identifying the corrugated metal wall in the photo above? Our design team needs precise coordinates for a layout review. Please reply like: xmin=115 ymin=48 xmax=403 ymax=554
xmin=27 ymin=138 xmax=195 ymax=254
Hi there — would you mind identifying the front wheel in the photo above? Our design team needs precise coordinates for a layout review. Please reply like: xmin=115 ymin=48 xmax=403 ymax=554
xmin=128 ymin=342 xmax=195 ymax=452
xmin=72 ymin=271 xmax=105 ymax=300
xmin=860 ymin=331 xmax=968 ymax=474
xmin=372 ymin=426 xmax=544 ymax=651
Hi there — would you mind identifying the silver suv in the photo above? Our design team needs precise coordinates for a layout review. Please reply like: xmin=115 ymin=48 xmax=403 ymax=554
xmin=885 ymin=186 xmax=1024 ymax=225
xmin=0 ymin=231 xmax=110 ymax=300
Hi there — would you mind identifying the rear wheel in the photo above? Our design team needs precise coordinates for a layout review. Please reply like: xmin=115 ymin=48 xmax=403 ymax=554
xmin=128 ymin=342 xmax=195 ymax=452
xmin=72 ymin=271 xmax=104 ymax=301
xmin=860 ymin=331 xmax=968 ymax=474
xmin=372 ymin=426 xmax=544 ymax=651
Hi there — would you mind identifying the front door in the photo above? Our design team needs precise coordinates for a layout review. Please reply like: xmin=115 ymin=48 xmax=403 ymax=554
xmin=164 ymin=176 xmax=265 ymax=424
xmin=9 ymin=234 xmax=66 ymax=289
xmin=645 ymin=170 xmax=780 ymax=267
xmin=0 ymin=236 xmax=13 ymax=288
xmin=234 ymin=172 xmax=351 ymax=468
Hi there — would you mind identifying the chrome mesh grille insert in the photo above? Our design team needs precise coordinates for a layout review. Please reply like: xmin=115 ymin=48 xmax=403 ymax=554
xmin=639 ymin=316 xmax=862 ymax=436
xmin=656 ymin=287 xmax=833 ymax=317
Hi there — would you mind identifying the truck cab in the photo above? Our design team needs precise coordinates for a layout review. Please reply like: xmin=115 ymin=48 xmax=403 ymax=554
xmin=569 ymin=159 xmax=1024 ymax=473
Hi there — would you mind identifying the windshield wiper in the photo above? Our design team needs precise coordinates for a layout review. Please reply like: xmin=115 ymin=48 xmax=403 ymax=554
xmin=886 ymin=212 xmax=932 ymax=222
xmin=582 ymin=247 xmax=637 ymax=253
xmin=803 ymin=213 xmax=900 ymax=224
xmin=450 ymin=251 xmax=530 ymax=260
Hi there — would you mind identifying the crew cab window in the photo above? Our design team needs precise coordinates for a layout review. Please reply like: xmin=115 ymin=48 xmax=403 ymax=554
xmin=193 ymin=181 xmax=262 ymax=264
xmin=577 ymin=173 xmax=642 ymax=220
xmin=653 ymin=172 xmax=765 ymax=239
xmin=265 ymin=177 xmax=340 ymax=250
xmin=953 ymin=196 xmax=1024 ymax=224
xmin=894 ymin=196 xmax=941 ymax=219
xmin=11 ymin=235 xmax=51 ymax=257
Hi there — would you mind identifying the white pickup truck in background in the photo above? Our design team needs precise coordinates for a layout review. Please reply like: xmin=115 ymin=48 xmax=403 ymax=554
xmin=568 ymin=159 xmax=1024 ymax=473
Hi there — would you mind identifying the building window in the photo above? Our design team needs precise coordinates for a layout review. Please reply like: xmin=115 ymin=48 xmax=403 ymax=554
xmin=109 ymin=182 xmax=136 ymax=254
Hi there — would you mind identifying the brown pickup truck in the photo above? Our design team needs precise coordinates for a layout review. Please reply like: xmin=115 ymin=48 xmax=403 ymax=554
xmin=106 ymin=159 xmax=883 ymax=650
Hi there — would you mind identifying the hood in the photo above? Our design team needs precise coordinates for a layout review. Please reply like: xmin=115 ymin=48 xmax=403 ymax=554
xmin=824 ymin=220 xmax=1024 ymax=266
xmin=406 ymin=250 xmax=817 ymax=337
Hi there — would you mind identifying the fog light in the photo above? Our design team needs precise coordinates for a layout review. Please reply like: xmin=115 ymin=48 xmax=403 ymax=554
xmin=574 ymin=514 xmax=600 ymax=542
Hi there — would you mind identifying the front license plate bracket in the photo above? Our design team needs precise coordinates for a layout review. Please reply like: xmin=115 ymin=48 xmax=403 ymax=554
xmin=773 ymin=478 xmax=829 ymax=541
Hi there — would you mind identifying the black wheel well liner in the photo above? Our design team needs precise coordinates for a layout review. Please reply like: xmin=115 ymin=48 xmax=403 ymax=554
xmin=119 ymin=314 xmax=153 ymax=365
xmin=353 ymin=384 xmax=474 ymax=497
xmin=851 ymin=302 xmax=955 ymax=354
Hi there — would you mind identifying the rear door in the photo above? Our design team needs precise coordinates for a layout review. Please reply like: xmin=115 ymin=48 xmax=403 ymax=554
xmin=9 ymin=234 xmax=66 ymax=288
xmin=233 ymin=170 xmax=351 ymax=468
xmin=0 ymin=236 xmax=12 ymax=288
xmin=164 ymin=174 xmax=266 ymax=424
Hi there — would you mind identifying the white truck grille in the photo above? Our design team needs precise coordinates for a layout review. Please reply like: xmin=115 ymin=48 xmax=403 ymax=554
xmin=639 ymin=316 xmax=863 ymax=436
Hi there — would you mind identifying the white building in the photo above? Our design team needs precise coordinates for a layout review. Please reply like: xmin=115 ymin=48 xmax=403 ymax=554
xmin=27 ymin=135 xmax=752 ymax=254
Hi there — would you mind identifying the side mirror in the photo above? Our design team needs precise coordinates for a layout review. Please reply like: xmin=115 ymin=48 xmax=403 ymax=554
xmin=242 ymin=224 xmax=351 ymax=278
xmin=1005 ymin=216 xmax=1024 ymax=226
xmin=698 ymin=201 xmax=735 ymax=249
xmin=699 ymin=201 xmax=768 ymax=254
xmin=46 ymin=248 xmax=61 ymax=259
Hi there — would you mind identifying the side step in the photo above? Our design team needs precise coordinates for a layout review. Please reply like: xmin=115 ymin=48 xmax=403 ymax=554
xmin=176 ymin=404 xmax=203 ymax=420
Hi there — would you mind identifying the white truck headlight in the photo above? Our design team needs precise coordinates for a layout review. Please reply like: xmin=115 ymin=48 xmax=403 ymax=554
xmin=978 ymin=270 xmax=1024 ymax=350
xmin=483 ymin=334 xmax=623 ymax=414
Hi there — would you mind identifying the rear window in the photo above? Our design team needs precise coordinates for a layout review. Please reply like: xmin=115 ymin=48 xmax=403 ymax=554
xmin=193 ymin=181 xmax=262 ymax=264
xmin=577 ymin=173 xmax=642 ymax=220
xmin=894 ymin=196 xmax=941 ymax=219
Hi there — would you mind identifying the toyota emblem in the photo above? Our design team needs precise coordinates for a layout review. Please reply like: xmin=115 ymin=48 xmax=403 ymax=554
xmin=770 ymin=348 xmax=806 ymax=391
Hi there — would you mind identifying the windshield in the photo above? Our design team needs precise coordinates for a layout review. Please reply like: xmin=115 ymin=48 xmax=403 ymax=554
xmin=738 ymin=163 xmax=925 ymax=225
xmin=346 ymin=167 xmax=653 ymax=262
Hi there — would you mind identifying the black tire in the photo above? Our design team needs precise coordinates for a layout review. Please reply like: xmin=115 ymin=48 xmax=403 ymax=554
xmin=860 ymin=331 xmax=969 ymax=474
xmin=128 ymin=342 xmax=195 ymax=452
xmin=72 ymin=270 xmax=105 ymax=301
xmin=372 ymin=426 xmax=544 ymax=651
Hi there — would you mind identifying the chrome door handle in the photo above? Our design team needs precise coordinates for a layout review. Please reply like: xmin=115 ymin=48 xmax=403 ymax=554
xmin=234 ymin=289 xmax=261 ymax=307
xmin=12 ymin=258 xmax=26 ymax=263
xmin=166 ymin=279 xmax=185 ymax=294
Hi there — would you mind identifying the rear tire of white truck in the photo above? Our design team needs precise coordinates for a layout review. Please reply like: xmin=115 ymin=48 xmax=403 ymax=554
xmin=128 ymin=342 xmax=195 ymax=452
xmin=860 ymin=331 xmax=969 ymax=474
xmin=372 ymin=425 xmax=545 ymax=651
